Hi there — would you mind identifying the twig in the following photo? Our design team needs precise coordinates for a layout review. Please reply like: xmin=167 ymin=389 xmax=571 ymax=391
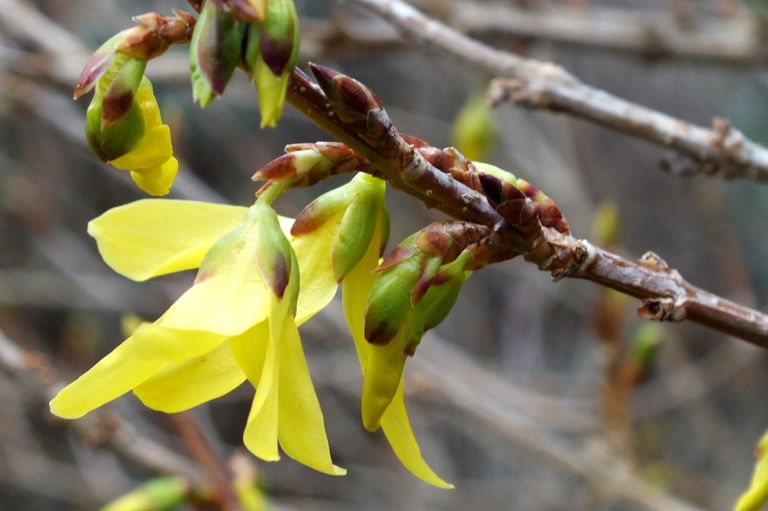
xmin=347 ymin=0 xmax=768 ymax=181
xmin=169 ymin=412 xmax=240 ymax=511
xmin=451 ymin=3 xmax=766 ymax=63
xmin=284 ymin=67 xmax=768 ymax=350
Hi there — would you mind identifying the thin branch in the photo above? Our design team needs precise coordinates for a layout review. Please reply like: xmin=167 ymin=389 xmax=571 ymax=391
xmin=169 ymin=413 xmax=240 ymax=511
xmin=347 ymin=0 xmax=768 ymax=181
xmin=451 ymin=3 xmax=767 ymax=63
xmin=284 ymin=67 xmax=768 ymax=351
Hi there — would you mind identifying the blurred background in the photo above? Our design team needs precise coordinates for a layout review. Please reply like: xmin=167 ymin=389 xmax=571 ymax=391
xmin=1 ymin=0 xmax=768 ymax=509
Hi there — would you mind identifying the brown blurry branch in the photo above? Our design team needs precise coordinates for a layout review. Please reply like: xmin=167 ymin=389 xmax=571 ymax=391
xmin=348 ymin=0 xmax=768 ymax=181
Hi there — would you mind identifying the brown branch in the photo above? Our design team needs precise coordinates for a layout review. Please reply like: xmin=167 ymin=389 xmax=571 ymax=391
xmin=169 ymin=413 xmax=240 ymax=511
xmin=348 ymin=0 xmax=768 ymax=181
xmin=285 ymin=66 xmax=768 ymax=351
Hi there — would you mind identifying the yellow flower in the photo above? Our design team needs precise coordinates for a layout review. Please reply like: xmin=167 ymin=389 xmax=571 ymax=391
xmin=49 ymin=199 xmax=343 ymax=475
xmin=736 ymin=430 xmax=768 ymax=511
xmin=108 ymin=79 xmax=178 ymax=196
xmin=291 ymin=174 xmax=453 ymax=488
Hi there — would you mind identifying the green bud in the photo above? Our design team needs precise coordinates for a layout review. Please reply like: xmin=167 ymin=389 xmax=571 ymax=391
xmin=364 ymin=247 xmax=426 ymax=346
xmin=592 ymin=200 xmax=621 ymax=246
xmin=85 ymin=54 xmax=147 ymax=162
xmin=630 ymin=323 xmax=662 ymax=371
xmin=332 ymin=174 xmax=386 ymax=280
xmin=189 ymin=0 xmax=243 ymax=107
xmin=291 ymin=174 xmax=387 ymax=282
xmin=100 ymin=477 xmax=188 ymax=511
xmin=244 ymin=0 xmax=300 ymax=127
xmin=452 ymin=91 xmax=497 ymax=162
xmin=420 ymin=251 xmax=472 ymax=333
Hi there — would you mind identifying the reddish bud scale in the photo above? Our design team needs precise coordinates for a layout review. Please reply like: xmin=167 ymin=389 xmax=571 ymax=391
xmin=117 ymin=11 xmax=196 ymax=60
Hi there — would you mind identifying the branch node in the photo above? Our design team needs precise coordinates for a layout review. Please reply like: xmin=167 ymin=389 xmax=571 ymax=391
xmin=637 ymin=297 xmax=687 ymax=322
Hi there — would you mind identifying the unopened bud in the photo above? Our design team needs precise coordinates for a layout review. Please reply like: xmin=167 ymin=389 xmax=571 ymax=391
xmin=244 ymin=0 xmax=300 ymax=127
xmin=452 ymin=91 xmax=497 ymax=162
xmin=189 ymin=0 xmax=243 ymax=107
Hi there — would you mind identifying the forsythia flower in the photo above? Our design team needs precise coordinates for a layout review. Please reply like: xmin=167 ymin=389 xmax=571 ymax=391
xmin=736 ymin=430 xmax=768 ymax=511
xmin=289 ymin=173 xmax=453 ymax=488
xmin=83 ymin=48 xmax=179 ymax=197
xmin=49 ymin=199 xmax=343 ymax=475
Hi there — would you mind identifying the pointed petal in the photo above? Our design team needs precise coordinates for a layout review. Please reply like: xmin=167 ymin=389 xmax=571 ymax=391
xmin=291 ymin=218 xmax=340 ymax=325
xmin=277 ymin=317 xmax=346 ymax=475
xmin=230 ymin=317 xmax=279 ymax=461
xmin=88 ymin=199 xmax=248 ymax=281
xmin=50 ymin=323 xmax=170 ymax=418
xmin=133 ymin=342 xmax=245 ymax=412
xmin=380 ymin=381 xmax=453 ymax=488
xmin=227 ymin=321 xmax=274 ymax=462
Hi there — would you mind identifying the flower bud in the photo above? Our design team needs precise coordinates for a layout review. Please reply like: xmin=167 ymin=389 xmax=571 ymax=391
xmin=291 ymin=173 xmax=387 ymax=282
xmin=101 ymin=477 xmax=188 ymax=511
xmin=189 ymin=0 xmax=244 ymax=107
xmin=244 ymin=0 xmax=300 ymax=127
xmin=452 ymin=91 xmax=497 ymax=162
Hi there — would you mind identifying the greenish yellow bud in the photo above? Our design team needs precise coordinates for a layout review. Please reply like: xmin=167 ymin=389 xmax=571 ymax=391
xmin=452 ymin=91 xmax=497 ymax=162
xmin=592 ymin=200 xmax=621 ymax=246
xmin=630 ymin=323 xmax=662 ymax=370
xmin=189 ymin=0 xmax=243 ymax=107
xmin=100 ymin=477 xmax=188 ymax=511
xmin=244 ymin=0 xmax=300 ymax=127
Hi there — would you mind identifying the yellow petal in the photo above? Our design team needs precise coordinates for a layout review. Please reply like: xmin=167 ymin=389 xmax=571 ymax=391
xmin=291 ymin=218 xmax=341 ymax=325
xmin=342 ymin=235 xmax=452 ymax=488
xmin=130 ymin=157 xmax=179 ymax=197
xmin=50 ymin=323 xmax=169 ymax=418
xmin=380 ymin=381 xmax=453 ymax=488
xmin=88 ymin=199 xmax=248 ymax=281
xmin=133 ymin=342 xmax=245 ymax=412
xmin=159 ymin=274 xmax=269 ymax=336
xmin=111 ymin=124 xmax=172 ymax=171
xmin=232 ymin=308 xmax=282 ymax=462
xmin=277 ymin=316 xmax=346 ymax=475
xmin=362 ymin=326 xmax=407 ymax=431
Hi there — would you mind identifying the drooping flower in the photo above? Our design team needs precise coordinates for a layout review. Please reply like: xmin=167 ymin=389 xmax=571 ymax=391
xmin=361 ymin=222 xmax=482 ymax=435
xmin=80 ymin=38 xmax=179 ymax=196
xmin=50 ymin=199 xmax=343 ymax=475
xmin=285 ymin=173 xmax=453 ymax=488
